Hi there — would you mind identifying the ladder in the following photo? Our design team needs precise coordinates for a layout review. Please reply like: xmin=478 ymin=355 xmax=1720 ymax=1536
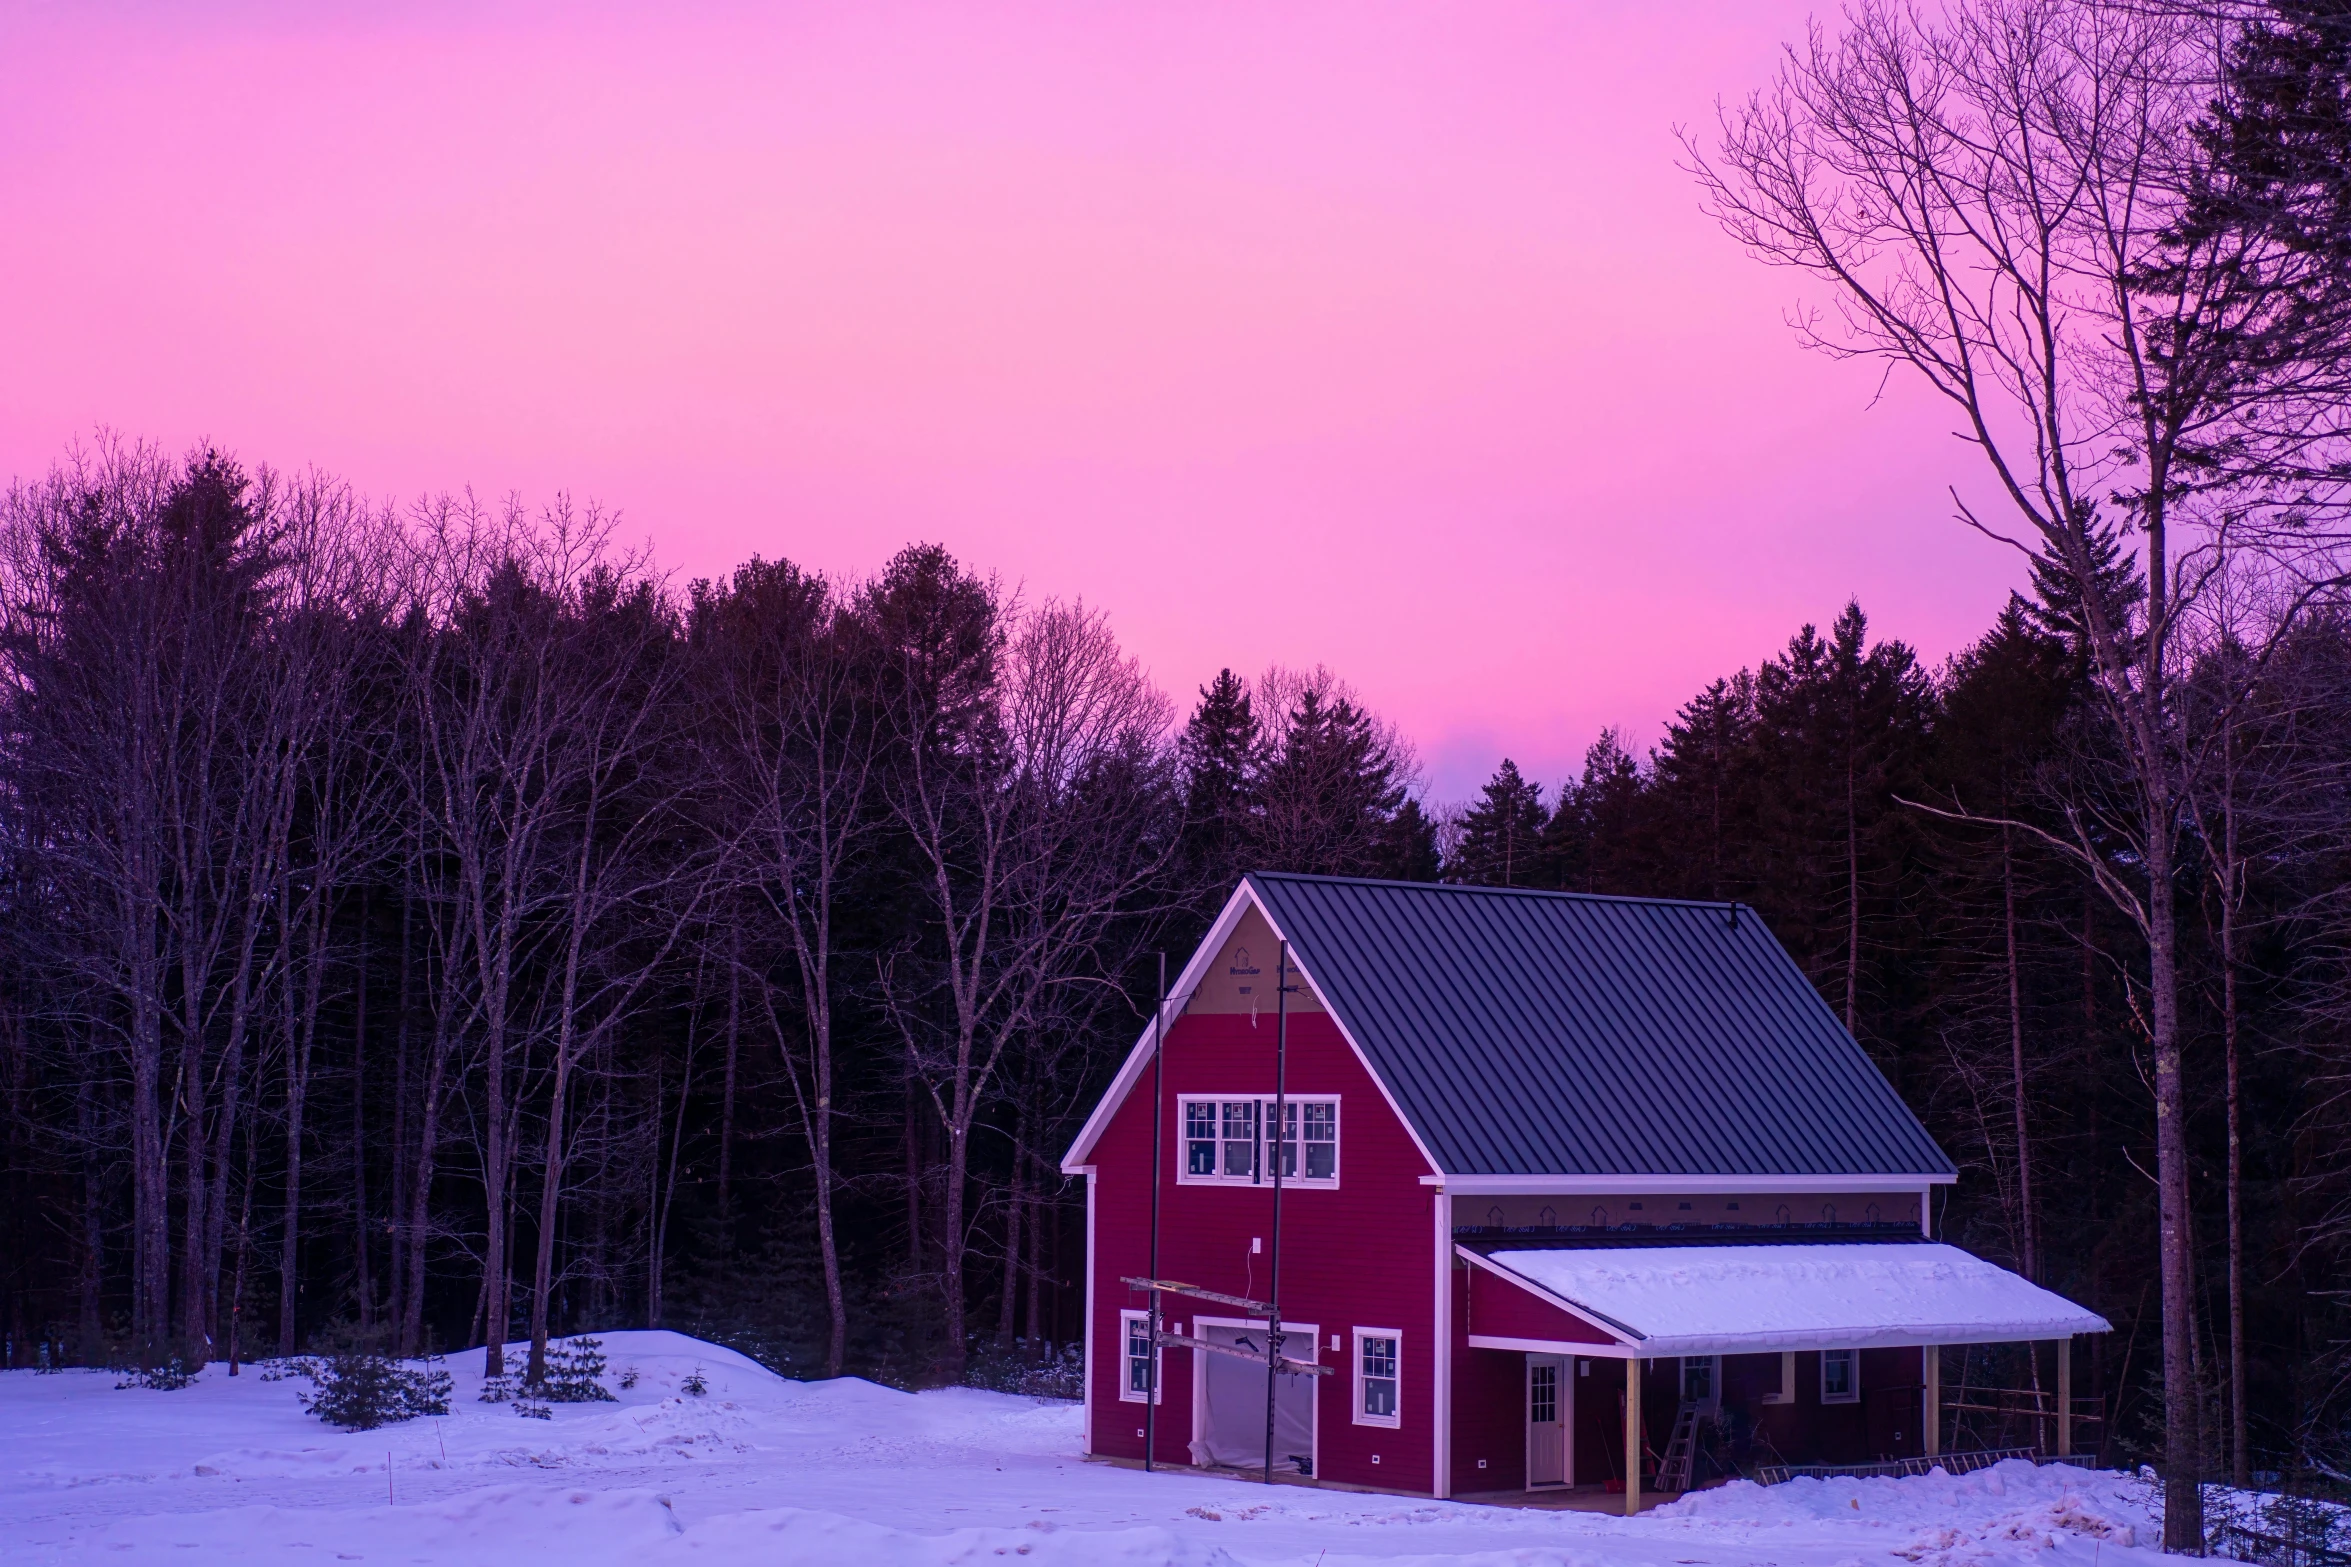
xmin=1655 ymin=1401 xmax=1702 ymax=1493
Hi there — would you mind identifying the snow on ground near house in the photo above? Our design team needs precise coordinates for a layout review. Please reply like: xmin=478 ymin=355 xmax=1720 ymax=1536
xmin=1 ymin=1330 xmax=2170 ymax=1567
xmin=1481 ymin=1246 xmax=2111 ymax=1354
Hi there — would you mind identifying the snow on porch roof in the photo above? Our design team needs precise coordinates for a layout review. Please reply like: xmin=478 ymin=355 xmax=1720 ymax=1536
xmin=1468 ymin=1243 xmax=2111 ymax=1356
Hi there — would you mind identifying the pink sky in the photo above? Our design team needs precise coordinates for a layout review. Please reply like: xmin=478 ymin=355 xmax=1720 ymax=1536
xmin=0 ymin=1 xmax=2023 ymax=799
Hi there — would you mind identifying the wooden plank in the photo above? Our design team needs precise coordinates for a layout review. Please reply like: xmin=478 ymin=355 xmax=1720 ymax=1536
xmin=1153 ymin=1330 xmax=1335 ymax=1376
xmin=1924 ymin=1344 xmax=1940 ymax=1459
xmin=1121 ymin=1276 xmax=1276 ymax=1317
xmin=1625 ymin=1358 xmax=1642 ymax=1517
xmin=2056 ymin=1338 xmax=2072 ymax=1458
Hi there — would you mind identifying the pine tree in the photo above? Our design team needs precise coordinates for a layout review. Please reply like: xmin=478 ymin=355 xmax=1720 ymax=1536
xmin=1750 ymin=602 xmax=1934 ymax=1041
xmin=1374 ymin=797 xmax=1443 ymax=883
xmin=1255 ymin=676 xmax=1408 ymax=876
xmin=1179 ymin=669 xmax=1261 ymax=888
xmin=2024 ymin=508 xmax=2145 ymax=665
xmin=1545 ymin=730 xmax=1648 ymax=895
xmin=1651 ymin=673 xmax=1759 ymax=902
xmin=1451 ymin=759 xmax=1547 ymax=887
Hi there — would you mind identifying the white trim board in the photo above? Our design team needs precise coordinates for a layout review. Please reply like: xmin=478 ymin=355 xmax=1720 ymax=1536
xmin=1060 ymin=883 xmax=1257 ymax=1175
xmin=1434 ymin=1174 xmax=1955 ymax=1195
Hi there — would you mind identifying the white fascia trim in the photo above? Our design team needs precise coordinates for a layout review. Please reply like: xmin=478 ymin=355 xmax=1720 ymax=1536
xmin=1470 ymin=1334 xmax=1638 ymax=1361
xmin=1456 ymin=1245 xmax=1641 ymax=1348
xmin=1471 ymin=1326 xmax=2095 ymax=1359
xmin=1060 ymin=882 xmax=1261 ymax=1173
xmin=1250 ymin=887 xmax=1446 ymax=1183
xmin=1430 ymin=1188 xmax=1451 ymax=1499
xmin=1082 ymin=1170 xmax=1097 ymax=1452
xmin=1627 ymin=1321 xmax=2112 ymax=1356
xmin=1437 ymin=1173 xmax=1956 ymax=1195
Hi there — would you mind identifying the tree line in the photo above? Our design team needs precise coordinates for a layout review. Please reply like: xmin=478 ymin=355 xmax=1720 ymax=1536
xmin=4 ymin=431 xmax=2350 ymax=1490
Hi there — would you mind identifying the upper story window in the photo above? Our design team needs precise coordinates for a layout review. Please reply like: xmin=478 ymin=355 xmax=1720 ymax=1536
xmin=1178 ymin=1095 xmax=1339 ymax=1187
xmin=1681 ymin=1354 xmax=1717 ymax=1404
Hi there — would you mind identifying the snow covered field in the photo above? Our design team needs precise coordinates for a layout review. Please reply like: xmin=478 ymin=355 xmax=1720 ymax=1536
xmin=0 ymin=1331 xmax=2175 ymax=1567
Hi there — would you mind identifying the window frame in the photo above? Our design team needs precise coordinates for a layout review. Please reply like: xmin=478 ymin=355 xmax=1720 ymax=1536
xmin=1353 ymin=1327 xmax=1402 ymax=1429
xmin=1175 ymin=1094 xmax=1341 ymax=1189
xmin=1119 ymin=1309 xmax=1163 ymax=1404
xmin=1819 ymin=1347 xmax=1859 ymax=1405
xmin=1680 ymin=1353 xmax=1718 ymax=1404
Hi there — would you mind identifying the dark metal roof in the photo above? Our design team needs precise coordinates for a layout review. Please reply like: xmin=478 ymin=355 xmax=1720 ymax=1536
xmin=1243 ymin=872 xmax=1955 ymax=1179
xmin=1456 ymin=1223 xmax=1929 ymax=1250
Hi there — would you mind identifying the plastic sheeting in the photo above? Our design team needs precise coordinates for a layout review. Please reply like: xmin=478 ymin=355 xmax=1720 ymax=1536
xmin=1189 ymin=1323 xmax=1316 ymax=1473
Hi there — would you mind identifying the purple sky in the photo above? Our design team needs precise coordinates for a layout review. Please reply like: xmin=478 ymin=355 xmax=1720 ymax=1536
xmin=0 ymin=1 xmax=2023 ymax=799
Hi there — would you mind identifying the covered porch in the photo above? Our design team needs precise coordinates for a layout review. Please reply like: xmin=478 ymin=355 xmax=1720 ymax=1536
xmin=1457 ymin=1240 xmax=2111 ymax=1511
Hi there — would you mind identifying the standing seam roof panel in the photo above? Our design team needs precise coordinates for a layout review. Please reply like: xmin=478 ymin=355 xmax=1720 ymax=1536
xmin=1244 ymin=872 xmax=1954 ymax=1179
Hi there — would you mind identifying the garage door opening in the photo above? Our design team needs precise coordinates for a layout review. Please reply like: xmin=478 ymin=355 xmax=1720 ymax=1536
xmin=1191 ymin=1319 xmax=1318 ymax=1475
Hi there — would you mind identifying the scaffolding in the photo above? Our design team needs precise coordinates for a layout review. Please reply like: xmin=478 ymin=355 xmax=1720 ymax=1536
xmin=1135 ymin=941 xmax=1322 ymax=1486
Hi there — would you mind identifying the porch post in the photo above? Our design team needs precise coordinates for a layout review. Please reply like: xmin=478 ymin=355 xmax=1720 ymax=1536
xmin=1624 ymin=1358 xmax=1641 ymax=1517
xmin=1923 ymin=1344 xmax=1940 ymax=1460
xmin=2056 ymin=1337 xmax=2072 ymax=1459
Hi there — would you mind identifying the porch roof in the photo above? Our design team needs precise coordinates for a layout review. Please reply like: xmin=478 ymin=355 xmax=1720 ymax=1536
xmin=1463 ymin=1242 xmax=2110 ymax=1356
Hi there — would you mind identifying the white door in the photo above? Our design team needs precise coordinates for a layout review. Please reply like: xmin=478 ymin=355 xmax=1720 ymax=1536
xmin=1526 ymin=1354 xmax=1570 ymax=1488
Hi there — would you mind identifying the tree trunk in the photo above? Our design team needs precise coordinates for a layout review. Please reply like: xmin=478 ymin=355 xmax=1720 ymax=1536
xmin=1024 ymin=1151 xmax=1045 ymax=1356
xmin=2148 ymin=809 xmax=2202 ymax=1547
xmin=720 ymin=948 xmax=738 ymax=1216
xmin=77 ymin=1074 xmax=104 ymax=1363
xmin=996 ymin=1153 xmax=1023 ymax=1350
xmin=527 ymin=843 xmax=598 ymax=1390
xmin=389 ymin=889 xmax=413 ymax=1352
xmin=132 ymin=1006 xmax=169 ymax=1368
xmin=399 ymin=1002 xmax=451 ymax=1358
xmin=2223 ymin=850 xmax=2247 ymax=1488
xmin=352 ymin=921 xmax=374 ymax=1332
xmin=1844 ymin=713 xmax=1860 ymax=1035
xmin=2002 ymin=827 xmax=2036 ymax=1282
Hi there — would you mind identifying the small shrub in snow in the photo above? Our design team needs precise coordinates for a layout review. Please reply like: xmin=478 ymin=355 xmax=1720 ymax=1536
xmin=479 ymin=1371 xmax=517 ymax=1403
xmin=617 ymin=1368 xmax=639 ymax=1390
xmin=680 ymin=1369 xmax=708 ymax=1396
xmin=299 ymin=1352 xmax=453 ymax=1430
xmin=533 ymin=1336 xmax=617 ymax=1403
xmin=961 ymin=1338 xmax=1083 ymax=1401
xmin=115 ymin=1358 xmax=196 ymax=1391
xmin=514 ymin=1400 xmax=552 ymax=1420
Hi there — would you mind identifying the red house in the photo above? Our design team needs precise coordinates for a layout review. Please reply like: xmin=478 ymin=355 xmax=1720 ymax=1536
xmin=1061 ymin=873 xmax=2108 ymax=1507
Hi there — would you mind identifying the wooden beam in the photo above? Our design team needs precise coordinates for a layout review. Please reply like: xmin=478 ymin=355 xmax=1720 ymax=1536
xmin=1924 ymin=1344 xmax=1940 ymax=1460
xmin=2056 ymin=1338 xmax=2072 ymax=1459
xmin=1154 ymin=1330 xmax=1335 ymax=1376
xmin=1625 ymin=1358 xmax=1642 ymax=1517
xmin=1122 ymin=1276 xmax=1275 ymax=1318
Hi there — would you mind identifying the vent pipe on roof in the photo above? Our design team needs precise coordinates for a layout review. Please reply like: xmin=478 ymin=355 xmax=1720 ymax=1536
xmin=1726 ymin=902 xmax=1739 ymax=931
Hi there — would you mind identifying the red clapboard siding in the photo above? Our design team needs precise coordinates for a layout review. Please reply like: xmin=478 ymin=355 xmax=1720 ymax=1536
xmin=1463 ymin=1261 xmax=1618 ymax=1346
xmin=1086 ymin=1009 xmax=1438 ymax=1491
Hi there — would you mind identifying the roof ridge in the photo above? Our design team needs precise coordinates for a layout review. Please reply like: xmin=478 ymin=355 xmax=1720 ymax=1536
xmin=1245 ymin=869 xmax=1749 ymax=914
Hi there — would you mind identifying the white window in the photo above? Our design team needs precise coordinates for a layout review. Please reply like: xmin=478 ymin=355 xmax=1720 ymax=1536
xmin=1354 ymin=1329 xmax=1401 ymax=1427
xmin=1820 ymin=1348 xmax=1858 ymax=1404
xmin=1680 ymin=1354 xmax=1717 ymax=1403
xmin=1177 ymin=1096 xmax=1340 ymax=1188
xmin=1120 ymin=1310 xmax=1162 ymax=1403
